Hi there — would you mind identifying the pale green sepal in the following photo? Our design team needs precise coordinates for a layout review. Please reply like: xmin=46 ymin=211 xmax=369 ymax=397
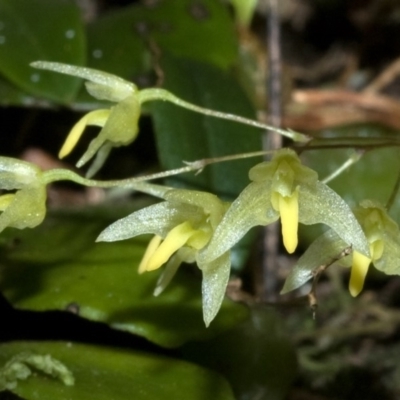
xmin=0 ymin=352 xmax=74 ymax=391
xmin=76 ymin=95 xmax=141 ymax=169
xmin=200 ymin=252 xmax=231 ymax=327
xmin=30 ymin=61 xmax=138 ymax=101
xmin=84 ymin=81 xmax=134 ymax=102
xmin=281 ymin=229 xmax=351 ymax=294
xmin=154 ymin=248 xmax=196 ymax=296
xmin=374 ymin=228 xmax=400 ymax=275
xmin=96 ymin=203 xmax=202 ymax=242
xmin=299 ymin=181 xmax=370 ymax=257
xmin=249 ymin=149 xmax=318 ymax=186
xmin=373 ymin=235 xmax=400 ymax=275
xmin=165 ymin=190 xmax=229 ymax=228
xmin=0 ymin=185 xmax=46 ymax=232
xmin=85 ymin=142 xmax=113 ymax=178
xmin=0 ymin=157 xmax=41 ymax=189
xmin=199 ymin=181 xmax=279 ymax=264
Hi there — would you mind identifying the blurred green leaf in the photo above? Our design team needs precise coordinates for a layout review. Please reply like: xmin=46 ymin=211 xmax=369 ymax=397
xmin=86 ymin=0 xmax=237 ymax=79
xmin=0 ymin=76 xmax=46 ymax=107
xmin=150 ymin=55 xmax=263 ymax=198
xmin=182 ymin=306 xmax=297 ymax=400
xmin=0 ymin=341 xmax=235 ymax=400
xmin=0 ymin=211 xmax=248 ymax=348
xmin=0 ymin=0 xmax=85 ymax=103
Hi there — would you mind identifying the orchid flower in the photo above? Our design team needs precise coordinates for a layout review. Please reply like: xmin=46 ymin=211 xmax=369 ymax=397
xmin=350 ymin=200 xmax=400 ymax=296
xmin=30 ymin=61 xmax=308 ymax=178
xmin=282 ymin=200 xmax=400 ymax=296
xmin=0 ymin=157 xmax=47 ymax=233
xmin=97 ymin=188 xmax=231 ymax=326
xmin=199 ymin=148 xmax=370 ymax=266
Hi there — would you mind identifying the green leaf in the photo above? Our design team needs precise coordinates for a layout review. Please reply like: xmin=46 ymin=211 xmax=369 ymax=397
xmin=0 ymin=0 xmax=85 ymax=102
xmin=0 ymin=341 xmax=235 ymax=400
xmin=0 ymin=75 xmax=46 ymax=107
xmin=0 ymin=212 xmax=248 ymax=348
xmin=86 ymin=0 xmax=237 ymax=79
xmin=150 ymin=55 xmax=263 ymax=198
xmin=182 ymin=307 xmax=297 ymax=400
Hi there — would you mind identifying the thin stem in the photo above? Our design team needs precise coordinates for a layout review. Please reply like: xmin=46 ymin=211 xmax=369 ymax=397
xmin=386 ymin=163 xmax=400 ymax=211
xmin=260 ymin=0 xmax=283 ymax=302
xmin=321 ymin=150 xmax=363 ymax=184
xmin=42 ymin=150 xmax=275 ymax=189
xmin=138 ymin=88 xmax=309 ymax=143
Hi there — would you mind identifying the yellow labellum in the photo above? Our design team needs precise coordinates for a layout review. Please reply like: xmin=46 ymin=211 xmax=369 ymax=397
xmin=146 ymin=221 xmax=197 ymax=271
xmin=59 ymin=109 xmax=110 ymax=159
xmin=349 ymin=250 xmax=372 ymax=297
xmin=138 ymin=235 xmax=162 ymax=274
xmin=278 ymin=190 xmax=299 ymax=254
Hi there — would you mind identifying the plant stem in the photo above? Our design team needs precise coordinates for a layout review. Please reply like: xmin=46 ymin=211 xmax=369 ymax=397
xmin=139 ymin=88 xmax=309 ymax=143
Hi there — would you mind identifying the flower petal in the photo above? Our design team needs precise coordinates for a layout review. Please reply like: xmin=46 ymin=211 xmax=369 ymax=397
xmin=96 ymin=202 xmax=201 ymax=242
xmin=138 ymin=235 xmax=162 ymax=274
xmin=199 ymin=181 xmax=279 ymax=264
xmin=59 ymin=109 xmax=110 ymax=159
xmin=0 ymin=185 xmax=46 ymax=233
xmin=374 ymin=234 xmax=400 ymax=276
xmin=0 ymin=157 xmax=40 ymax=189
xmin=76 ymin=96 xmax=140 ymax=168
xmin=31 ymin=61 xmax=138 ymax=101
xmin=199 ymin=252 xmax=231 ymax=327
xmin=349 ymin=251 xmax=371 ymax=297
xmin=278 ymin=190 xmax=299 ymax=254
xmin=153 ymin=247 xmax=195 ymax=296
xmin=146 ymin=221 xmax=197 ymax=271
xmin=85 ymin=143 xmax=113 ymax=178
xmin=165 ymin=189 xmax=228 ymax=228
xmin=281 ymin=229 xmax=350 ymax=294
xmin=299 ymin=181 xmax=370 ymax=257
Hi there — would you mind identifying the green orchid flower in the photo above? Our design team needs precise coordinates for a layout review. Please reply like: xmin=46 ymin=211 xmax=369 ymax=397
xmin=350 ymin=200 xmax=400 ymax=296
xmin=198 ymin=148 xmax=370 ymax=266
xmin=0 ymin=157 xmax=47 ymax=233
xmin=282 ymin=200 xmax=400 ymax=297
xmin=97 ymin=188 xmax=231 ymax=326
xmin=30 ymin=61 xmax=307 ymax=178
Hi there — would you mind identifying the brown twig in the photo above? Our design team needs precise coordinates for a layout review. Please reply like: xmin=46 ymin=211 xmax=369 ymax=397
xmin=363 ymin=57 xmax=400 ymax=94
xmin=284 ymin=89 xmax=400 ymax=131
xmin=306 ymin=246 xmax=353 ymax=318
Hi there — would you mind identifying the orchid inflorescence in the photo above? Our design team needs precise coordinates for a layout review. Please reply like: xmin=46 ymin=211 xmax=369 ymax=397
xmin=1 ymin=61 xmax=400 ymax=325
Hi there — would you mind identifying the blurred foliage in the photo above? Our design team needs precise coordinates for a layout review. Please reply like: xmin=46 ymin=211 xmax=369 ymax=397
xmin=0 ymin=210 xmax=249 ymax=348
xmin=0 ymin=341 xmax=235 ymax=400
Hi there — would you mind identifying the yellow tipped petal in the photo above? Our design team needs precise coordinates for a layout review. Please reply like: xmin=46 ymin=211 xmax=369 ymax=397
xmin=138 ymin=235 xmax=162 ymax=274
xmin=58 ymin=109 xmax=110 ymax=159
xmin=0 ymin=194 xmax=15 ymax=211
xmin=147 ymin=221 xmax=197 ymax=271
xmin=349 ymin=251 xmax=371 ymax=297
xmin=279 ymin=190 xmax=299 ymax=254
